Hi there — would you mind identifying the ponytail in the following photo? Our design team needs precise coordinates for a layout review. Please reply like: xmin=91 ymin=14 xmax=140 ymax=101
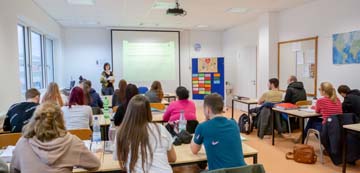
xmin=320 ymin=82 xmax=338 ymax=103
xmin=330 ymin=88 xmax=337 ymax=103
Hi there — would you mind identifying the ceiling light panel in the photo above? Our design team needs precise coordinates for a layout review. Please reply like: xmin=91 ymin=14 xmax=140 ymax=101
xmin=67 ymin=0 xmax=96 ymax=6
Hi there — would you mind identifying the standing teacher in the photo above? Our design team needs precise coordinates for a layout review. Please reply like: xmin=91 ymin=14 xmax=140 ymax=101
xmin=100 ymin=63 xmax=115 ymax=95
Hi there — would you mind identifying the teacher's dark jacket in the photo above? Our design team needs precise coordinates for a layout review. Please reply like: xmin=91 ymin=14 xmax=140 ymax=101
xmin=284 ymin=82 xmax=307 ymax=104
xmin=342 ymin=89 xmax=360 ymax=114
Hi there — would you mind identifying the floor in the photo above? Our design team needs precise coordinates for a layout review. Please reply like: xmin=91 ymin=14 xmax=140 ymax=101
xmin=173 ymin=106 xmax=360 ymax=173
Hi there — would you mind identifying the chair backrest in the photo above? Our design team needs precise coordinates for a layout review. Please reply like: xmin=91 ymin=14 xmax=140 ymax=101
xmin=296 ymin=100 xmax=312 ymax=106
xmin=68 ymin=129 xmax=92 ymax=140
xmin=138 ymin=87 xmax=149 ymax=94
xmin=150 ymin=103 xmax=166 ymax=111
xmin=0 ymin=133 xmax=22 ymax=148
xmin=207 ymin=164 xmax=265 ymax=173
xmin=186 ymin=120 xmax=199 ymax=134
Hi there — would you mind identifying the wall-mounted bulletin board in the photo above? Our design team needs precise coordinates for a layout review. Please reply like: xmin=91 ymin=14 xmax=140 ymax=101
xmin=278 ymin=36 xmax=318 ymax=96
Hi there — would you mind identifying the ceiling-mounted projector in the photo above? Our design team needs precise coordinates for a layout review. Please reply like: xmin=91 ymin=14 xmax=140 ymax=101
xmin=166 ymin=0 xmax=187 ymax=16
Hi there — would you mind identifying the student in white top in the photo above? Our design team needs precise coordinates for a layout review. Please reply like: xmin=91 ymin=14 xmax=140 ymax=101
xmin=61 ymin=86 xmax=92 ymax=130
xmin=114 ymin=95 xmax=176 ymax=173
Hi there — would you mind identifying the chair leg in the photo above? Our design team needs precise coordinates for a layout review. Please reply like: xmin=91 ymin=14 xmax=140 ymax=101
xmin=316 ymin=131 xmax=324 ymax=164
xmin=304 ymin=129 xmax=312 ymax=144
xmin=287 ymin=117 xmax=292 ymax=135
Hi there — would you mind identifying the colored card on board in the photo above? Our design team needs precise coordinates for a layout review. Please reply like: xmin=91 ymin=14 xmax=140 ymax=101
xmin=214 ymin=80 xmax=220 ymax=84
xmin=214 ymin=73 xmax=221 ymax=77
xmin=205 ymin=91 xmax=211 ymax=95
xmin=205 ymin=84 xmax=211 ymax=88
xmin=205 ymin=80 xmax=211 ymax=84
xmin=205 ymin=74 xmax=211 ymax=77
xmin=193 ymin=84 xmax=199 ymax=88
xmin=199 ymin=80 xmax=205 ymax=84
xmin=192 ymin=74 xmax=198 ymax=77
xmin=192 ymin=81 xmax=199 ymax=84
xmin=199 ymin=77 xmax=205 ymax=80
xmin=192 ymin=77 xmax=198 ymax=81
xmin=193 ymin=88 xmax=199 ymax=91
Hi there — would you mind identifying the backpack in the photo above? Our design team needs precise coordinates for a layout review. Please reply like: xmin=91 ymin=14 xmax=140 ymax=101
xmin=238 ymin=113 xmax=252 ymax=134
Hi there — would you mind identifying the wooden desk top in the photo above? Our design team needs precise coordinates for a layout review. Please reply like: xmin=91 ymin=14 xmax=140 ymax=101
xmin=272 ymin=108 xmax=321 ymax=118
xmin=233 ymin=99 xmax=258 ymax=105
xmin=343 ymin=123 xmax=360 ymax=132
xmin=152 ymin=112 xmax=165 ymax=123
xmin=164 ymin=93 xmax=176 ymax=98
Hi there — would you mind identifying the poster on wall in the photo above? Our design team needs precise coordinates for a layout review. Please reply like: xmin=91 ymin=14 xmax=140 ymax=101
xmin=192 ymin=57 xmax=224 ymax=100
xmin=333 ymin=30 xmax=360 ymax=64
xmin=198 ymin=57 xmax=218 ymax=73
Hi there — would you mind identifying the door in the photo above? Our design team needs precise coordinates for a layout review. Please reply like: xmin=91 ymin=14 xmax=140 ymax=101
xmin=235 ymin=46 xmax=257 ymax=111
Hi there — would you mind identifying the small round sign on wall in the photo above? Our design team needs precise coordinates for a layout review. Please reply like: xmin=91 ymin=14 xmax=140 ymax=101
xmin=194 ymin=43 xmax=201 ymax=52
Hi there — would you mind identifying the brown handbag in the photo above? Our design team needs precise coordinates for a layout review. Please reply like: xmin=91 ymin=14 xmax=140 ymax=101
xmin=286 ymin=144 xmax=317 ymax=164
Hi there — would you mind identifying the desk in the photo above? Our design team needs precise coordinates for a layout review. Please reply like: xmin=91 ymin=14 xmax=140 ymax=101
xmin=88 ymin=143 xmax=258 ymax=172
xmin=164 ymin=93 xmax=176 ymax=102
xmin=342 ymin=123 xmax=360 ymax=173
xmin=271 ymin=108 xmax=321 ymax=145
xmin=152 ymin=111 xmax=165 ymax=123
xmin=231 ymin=99 xmax=258 ymax=119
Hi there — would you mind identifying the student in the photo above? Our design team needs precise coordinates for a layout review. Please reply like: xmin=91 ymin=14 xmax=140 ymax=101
xmin=258 ymin=78 xmax=283 ymax=105
xmin=41 ymin=82 xmax=64 ymax=107
xmin=100 ymin=62 xmax=115 ymax=95
xmin=145 ymin=81 xmax=164 ymax=103
xmin=112 ymin=79 xmax=127 ymax=107
xmin=3 ymin=88 xmax=40 ymax=133
xmin=191 ymin=93 xmax=246 ymax=171
xmin=163 ymin=86 xmax=196 ymax=122
xmin=284 ymin=75 xmax=307 ymax=104
xmin=305 ymin=82 xmax=343 ymax=134
xmin=11 ymin=102 xmax=100 ymax=173
xmin=113 ymin=84 xmax=138 ymax=126
xmin=115 ymin=95 xmax=176 ymax=173
xmin=83 ymin=80 xmax=103 ymax=108
xmin=61 ymin=87 xmax=93 ymax=130
xmin=337 ymin=85 xmax=360 ymax=114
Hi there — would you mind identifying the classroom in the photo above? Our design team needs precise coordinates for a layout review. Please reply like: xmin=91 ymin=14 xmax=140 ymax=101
xmin=0 ymin=0 xmax=360 ymax=173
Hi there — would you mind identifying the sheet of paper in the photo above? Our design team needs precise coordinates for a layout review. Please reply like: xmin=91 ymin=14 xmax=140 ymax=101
xmin=0 ymin=146 xmax=15 ymax=163
xmin=307 ymin=49 xmax=315 ymax=64
xmin=296 ymin=51 xmax=304 ymax=65
xmin=303 ymin=64 xmax=311 ymax=78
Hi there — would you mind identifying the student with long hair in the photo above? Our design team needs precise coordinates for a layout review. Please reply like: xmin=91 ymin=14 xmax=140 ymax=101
xmin=61 ymin=87 xmax=93 ymax=130
xmin=41 ymin=82 xmax=64 ymax=106
xmin=83 ymin=80 xmax=103 ymax=108
xmin=112 ymin=79 xmax=127 ymax=107
xmin=115 ymin=95 xmax=176 ymax=173
xmin=11 ymin=102 xmax=100 ymax=173
xmin=145 ymin=81 xmax=164 ymax=103
xmin=305 ymin=82 xmax=343 ymax=135
xmin=113 ymin=84 xmax=139 ymax=126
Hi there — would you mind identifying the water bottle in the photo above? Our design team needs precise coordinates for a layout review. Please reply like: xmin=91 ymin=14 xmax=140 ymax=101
xmin=92 ymin=116 xmax=101 ymax=152
xmin=103 ymin=97 xmax=110 ymax=119
xmin=178 ymin=110 xmax=187 ymax=132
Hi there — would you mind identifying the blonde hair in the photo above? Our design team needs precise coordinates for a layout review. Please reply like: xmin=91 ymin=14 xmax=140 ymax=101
xmin=23 ymin=102 xmax=67 ymax=142
xmin=320 ymin=82 xmax=338 ymax=103
xmin=42 ymin=82 xmax=64 ymax=107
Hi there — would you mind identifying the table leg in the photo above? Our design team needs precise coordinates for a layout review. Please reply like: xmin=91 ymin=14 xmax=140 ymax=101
xmin=272 ymin=110 xmax=275 ymax=146
xmin=301 ymin=118 xmax=305 ymax=144
xmin=231 ymin=99 xmax=235 ymax=120
xmin=342 ymin=129 xmax=348 ymax=173
xmin=247 ymin=104 xmax=251 ymax=115
xmin=253 ymin=154 xmax=258 ymax=164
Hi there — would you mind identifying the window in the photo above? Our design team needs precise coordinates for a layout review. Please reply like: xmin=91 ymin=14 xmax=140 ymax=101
xmin=17 ymin=25 xmax=27 ymax=93
xmin=45 ymin=38 xmax=54 ymax=85
xmin=30 ymin=31 xmax=44 ymax=89
xmin=16 ymin=24 xmax=56 ymax=92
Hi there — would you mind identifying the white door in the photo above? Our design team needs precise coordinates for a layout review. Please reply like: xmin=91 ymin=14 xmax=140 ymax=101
xmin=235 ymin=46 xmax=257 ymax=111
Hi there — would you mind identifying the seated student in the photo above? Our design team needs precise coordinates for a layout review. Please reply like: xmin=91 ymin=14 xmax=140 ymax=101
xmin=3 ymin=88 xmax=40 ymax=133
xmin=11 ymin=102 xmax=100 ymax=173
xmin=163 ymin=86 xmax=196 ymax=122
xmin=284 ymin=75 xmax=307 ymax=104
xmin=337 ymin=85 xmax=360 ymax=114
xmin=114 ymin=95 xmax=176 ymax=172
xmin=145 ymin=81 xmax=164 ymax=103
xmin=113 ymin=84 xmax=138 ymax=126
xmin=305 ymin=82 xmax=343 ymax=134
xmin=191 ymin=93 xmax=246 ymax=171
xmin=258 ymin=78 xmax=283 ymax=105
xmin=82 ymin=80 xmax=103 ymax=108
xmin=41 ymin=82 xmax=64 ymax=107
xmin=61 ymin=87 xmax=93 ymax=130
xmin=112 ymin=79 xmax=127 ymax=108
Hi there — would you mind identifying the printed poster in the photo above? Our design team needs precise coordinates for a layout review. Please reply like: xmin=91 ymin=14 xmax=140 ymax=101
xmin=198 ymin=58 xmax=218 ymax=73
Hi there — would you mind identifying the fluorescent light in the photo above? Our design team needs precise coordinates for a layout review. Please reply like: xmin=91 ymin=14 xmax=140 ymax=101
xmin=226 ymin=8 xmax=249 ymax=13
xmin=67 ymin=0 xmax=96 ymax=5
xmin=196 ymin=25 xmax=208 ymax=28
xmin=152 ymin=2 xmax=176 ymax=9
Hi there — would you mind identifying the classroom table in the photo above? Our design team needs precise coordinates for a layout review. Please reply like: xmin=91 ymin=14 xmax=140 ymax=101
xmin=271 ymin=108 xmax=321 ymax=145
xmin=74 ymin=142 xmax=258 ymax=172
xmin=342 ymin=123 xmax=360 ymax=173
xmin=231 ymin=98 xmax=258 ymax=119
xmin=164 ymin=93 xmax=176 ymax=102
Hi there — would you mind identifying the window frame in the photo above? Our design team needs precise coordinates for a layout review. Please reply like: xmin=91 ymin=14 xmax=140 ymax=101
xmin=29 ymin=29 xmax=45 ymax=89
xmin=44 ymin=37 xmax=55 ymax=85
xmin=17 ymin=24 xmax=29 ymax=93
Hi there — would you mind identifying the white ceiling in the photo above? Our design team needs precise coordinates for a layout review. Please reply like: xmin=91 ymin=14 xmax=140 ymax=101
xmin=33 ymin=0 xmax=314 ymax=31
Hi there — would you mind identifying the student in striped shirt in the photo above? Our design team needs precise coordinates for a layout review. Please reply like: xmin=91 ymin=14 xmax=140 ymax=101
xmin=304 ymin=82 xmax=342 ymax=135
xmin=3 ymin=88 xmax=40 ymax=133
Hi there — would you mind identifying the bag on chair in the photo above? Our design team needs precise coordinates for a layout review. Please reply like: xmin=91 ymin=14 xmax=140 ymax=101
xmin=286 ymin=144 xmax=317 ymax=164
xmin=238 ymin=113 xmax=252 ymax=134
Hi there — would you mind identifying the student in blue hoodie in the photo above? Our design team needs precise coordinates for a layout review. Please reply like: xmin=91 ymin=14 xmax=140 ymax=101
xmin=83 ymin=80 xmax=103 ymax=108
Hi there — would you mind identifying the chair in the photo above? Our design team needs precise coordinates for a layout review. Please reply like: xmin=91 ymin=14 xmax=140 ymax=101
xmin=186 ymin=120 xmax=199 ymax=134
xmin=150 ymin=103 xmax=166 ymax=111
xmin=0 ymin=133 xmax=22 ymax=148
xmin=68 ymin=129 xmax=92 ymax=140
xmin=305 ymin=128 xmax=324 ymax=164
xmin=207 ymin=164 xmax=265 ymax=173
xmin=138 ymin=87 xmax=149 ymax=94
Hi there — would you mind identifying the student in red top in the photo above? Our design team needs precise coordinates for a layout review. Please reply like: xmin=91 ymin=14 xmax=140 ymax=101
xmin=304 ymin=82 xmax=343 ymax=136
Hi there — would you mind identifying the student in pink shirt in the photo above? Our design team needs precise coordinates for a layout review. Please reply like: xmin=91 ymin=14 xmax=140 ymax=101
xmin=163 ymin=86 xmax=196 ymax=122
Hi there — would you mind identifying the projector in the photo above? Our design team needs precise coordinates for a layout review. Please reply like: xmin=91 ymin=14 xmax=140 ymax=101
xmin=166 ymin=0 xmax=187 ymax=16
